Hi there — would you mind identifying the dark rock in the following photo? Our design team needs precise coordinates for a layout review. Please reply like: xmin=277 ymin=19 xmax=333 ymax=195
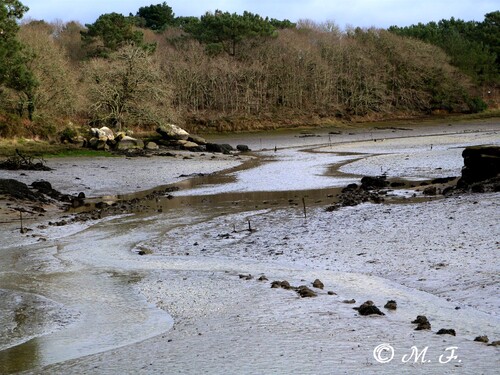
xmin=296 ymin=285 xmax=317 ymax=298
xmin=412 ymin=315 xmax=429 ymax=324
xmin=271 ymin=280 xmax=292 ymax=289
xmin=436 ymin=329 xmax=456 ymax=336
xmin=355 ymin=300 xmax=385 ymax=316
xmin=422 ymin=186 xmax=437 ymax=196
xmin=206 ymin=143 xmax=234 ymax=154
xmin=312 ymin=279 xmax=324 ymax=289
xmin=236 ymin=144 xmax=251 ymax=152
xmin=327 ymin=291 xmax=336 ymax=295
xmin=343 ymin=299 xmax=356 ymax=304
xmin=384 ymin=300 xmax=397 ymax=310
xmin=474 ymin=335 xmax=489 ymax=343
xmin=0 ymin=179 xmax=47 ymax=202
xmin=412 ymin=315 xmax=431 ymax=330
xmin=458 ymin=145 xmax=500 ymax=187
xmin=488 ymin=341 xmax=500 ymax=346
xmin=360 ymin=176 xmax=389 ymax=190
xmin=257 ymin=275 xmax=268 ymax=281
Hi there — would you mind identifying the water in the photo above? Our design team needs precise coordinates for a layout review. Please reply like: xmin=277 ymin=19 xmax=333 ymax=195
xmin=1 ymin=121 xmax=499 ymax=374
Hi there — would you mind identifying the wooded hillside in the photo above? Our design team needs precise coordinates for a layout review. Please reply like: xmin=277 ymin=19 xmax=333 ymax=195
xmin=0 ymin=1 xmax=499 ymax=139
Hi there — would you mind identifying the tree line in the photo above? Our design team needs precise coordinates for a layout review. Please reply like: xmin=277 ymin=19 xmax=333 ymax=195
xmin=0 ymin=0 xmax=498 ymax=139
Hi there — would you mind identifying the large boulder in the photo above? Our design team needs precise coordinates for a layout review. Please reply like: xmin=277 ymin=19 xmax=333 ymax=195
xmin=157 ymin=124 xmax=190 ymax=141
xmin=91 ymin=126 xmax=114 ymax=141
xmin=458 ymin=145 xmax=500 ymax=187
xmin=115 ymin=136 xmax=144 ymax=151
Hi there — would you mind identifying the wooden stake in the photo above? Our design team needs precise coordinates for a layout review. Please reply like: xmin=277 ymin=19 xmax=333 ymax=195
xmin=302 ymin=197 xmax=307 ymax=219
xmin=248 ymin=219 xmax=252 ymax=232
xmin=20 ymin=211 xmax=24 ymax=233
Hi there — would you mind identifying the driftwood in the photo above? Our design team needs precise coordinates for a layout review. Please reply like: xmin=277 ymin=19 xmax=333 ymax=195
xmin=0 ymin=149 xmax=52 ymax=171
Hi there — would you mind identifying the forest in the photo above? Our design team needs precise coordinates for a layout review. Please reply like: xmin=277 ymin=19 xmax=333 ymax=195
xmin=0 ymin=0 xmax=499 ymax=140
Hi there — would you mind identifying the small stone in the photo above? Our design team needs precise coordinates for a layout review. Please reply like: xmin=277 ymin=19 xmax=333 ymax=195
xmin=257 ymin=275 xmax=268 ymax=281
xmin=355 ymin=301 xmax=385 ymax=316
xmin=474 ymin=336 xmax=489 ymax=343
xmin=296 ymin=286 xmax=317 ymax=298
xmin=327 ymin=291 xmax=336 ymax=295
xmin=343 ymin=299 xmax=356 ymax=304
xmin=412 ymin=315 xmax=429 ymax=324
xmin=487 ymin=341 xmax=500 ymax=347
xmin=384 ymin=300 xmax=397 ymax=310
xmin=436 ymin=329 xmax=456 ymax=336
xmin=312 ymin=279 xmax=324 ymax=289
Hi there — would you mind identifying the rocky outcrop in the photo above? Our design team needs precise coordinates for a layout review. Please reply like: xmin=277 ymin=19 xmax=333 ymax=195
xmin=447 ymin=145 xmax=500 ymax=194
xmin=458 ymin=146 xmax=500 ymax=185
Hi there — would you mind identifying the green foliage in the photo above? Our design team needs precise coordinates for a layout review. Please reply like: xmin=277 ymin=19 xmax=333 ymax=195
xmin=0 ymin=0 xmax=37 ymax=119
xmin=389 ymin=13 xmax=500 ymax=84
xmin=81 ymin=12 xmax=153 ymax=57
xmin=135 ymin=2 xmax=175 ymax=31
xmin=184 ymin=10 xmax=278 ymax=56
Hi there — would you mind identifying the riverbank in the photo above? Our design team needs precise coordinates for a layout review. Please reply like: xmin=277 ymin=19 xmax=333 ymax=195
xmin=0 ymin=120 xmax=499 ymax=374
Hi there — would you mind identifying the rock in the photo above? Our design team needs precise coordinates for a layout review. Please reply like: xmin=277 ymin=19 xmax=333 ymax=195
xmin=343 ymin=299 xmax=356 ymax=304
xmin=474 ymin=335 xmax=489 ymax=343
xmin=296 ymin=285 xmax=317 ymax=298
xmin=91 ymin=126 xmax=114 ymax=141
xmin=257 ymin=275 xmax=268 ymax=281
xmin=180 ymin=141 xmax=202 ymax=151
xmin=422 ymin=186 xmax=437 ymax=195
xmin=488 ymin=341 xmax=500 ymax=346
xmin=236 ymin=144 xmax=251 ymax=152
xmin=0 ymin=179 xmax=47 ymax=202
xmin=384 ymin=300 xmax=397 ymax=310
xmin=312 ymin=279 xmax=324 ymax=289
xmin=157 ymin=124 xmax=190 ymax=141
xmin=271 ymin=280 xmax=292 ymax=289
xmin=436 ymin=328 xmax=456 ymax=336
xmin=458 ymin=145 xmax=500 ymax=187
xmin=327 ymin=291 xmax=337 ymax=295
xmin=145 ymin=141 xmax=159 ymax=150
xmin=115 ymin=136 xmax=144 ymax=151
xmin=89 ymin=138 xmax=109 ymax=151
xmin=355 ymin=300 xmax=385 ymax=316
xmin=188 ymin=135 xmax=207 ymax=145
xmin=412 ymin=315 xmax=429 ymax=324
xmin=360 ymin=176 xmax=389 ymax=190
xmin=412 ymin=315 xmax=431 ymax=330
xmin=206 ymin=143 xmax=234 ymax=154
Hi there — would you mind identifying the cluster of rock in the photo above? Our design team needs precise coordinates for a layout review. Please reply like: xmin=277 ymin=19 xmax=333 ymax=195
xmin=325 ymin=176 xmax=388 ymax=211
xmin=0 ymin=179 xmax=84 ymax=208
xmin=79 ymin=124 xmax=250 ymax=155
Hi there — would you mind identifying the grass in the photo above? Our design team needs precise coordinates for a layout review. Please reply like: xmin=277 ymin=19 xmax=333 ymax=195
xmin=0 ymin=138 xmax=114 ymax=158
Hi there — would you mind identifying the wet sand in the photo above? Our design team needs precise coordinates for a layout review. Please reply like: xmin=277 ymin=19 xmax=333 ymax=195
xmin=0 ymin=120 xmax=499 ymax=374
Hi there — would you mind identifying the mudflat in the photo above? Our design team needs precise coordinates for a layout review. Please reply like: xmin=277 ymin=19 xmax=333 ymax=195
xmin=0 ymin=119 xmax=499 ymax=374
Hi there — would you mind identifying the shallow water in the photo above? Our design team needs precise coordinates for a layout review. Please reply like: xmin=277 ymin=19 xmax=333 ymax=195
xmin=1 ymin=121 xmax=499 ymax=374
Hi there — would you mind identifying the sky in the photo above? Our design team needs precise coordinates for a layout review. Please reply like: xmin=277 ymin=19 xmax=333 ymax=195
xmin=20 ymin=0 xmax=499 ymax=29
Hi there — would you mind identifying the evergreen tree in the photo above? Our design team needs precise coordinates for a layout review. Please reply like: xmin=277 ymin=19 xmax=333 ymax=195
xmin=136 ymin=2 xmax=175 ymax=31
xmin=81 ymin=12 xmax=151 ymax=57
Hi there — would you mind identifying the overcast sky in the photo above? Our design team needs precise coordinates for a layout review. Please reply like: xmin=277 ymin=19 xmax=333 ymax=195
xmin=21 ymin=0 xmax=498 ymax=28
